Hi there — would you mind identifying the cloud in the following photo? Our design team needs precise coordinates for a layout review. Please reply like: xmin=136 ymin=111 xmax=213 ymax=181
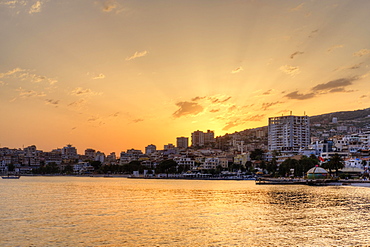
xmin=0 ymin=68 xmax=24 ymax=78
xmin=262 ymin=89 xmax=272 ymax=95
xmin=311 ymin=77 xmax=357 ymax=92
xmin=45 ymin=99 xmax=59 ymax=105
xmin=173 ymin=101 xmax=204 ymax=118
xmin=327 ymin=45 xmax=343 ymax=53
xmin=92 ymin=73 xmax=105 ymax=80
xmin=231 ymin=67 xmax=243 ymax=74
xmin=280 ymin=65 xmax=300 ymax=76
xmin=261 ymin=101 xmax=282 ymax=111
xmin=222 ymin=121 xmax=240 ymax=131
xmin=16 ymin=87 xmax=46 ymax=98
xmin=0 ymin=67 xmax=57 ymax=85
xmin=68 ymin=98 xmax=87 ymax=109
xmin=210 ymin=109 xmax=220 ymax=113
xmin=29 ymin=1 xmax=42 ymax=14
xmin=245 ymin=114 xmax=265 ymax=122
xmin=353 ymin=49 xmax=370 ymax=57
xmin=126 ymin=51 xmax=148 ymax=61
xmin=309 ymin=29 xmax=319 ymax=38
xmin=132 ymin=118 xmax=144 ymax=123
xmin=210 ymin=96 xmax=232 ymax=104
xmin=99 ymin=0 xmax=124 ymax=13
xmin=70 ymin=87 xmax=101 ymax=96
xmin=110 ymin=112 xmax=120 ymax=117
xmin=347 ymin=63 xmax=363 ymax=70
xmin=289 ymin=3 xmax=304 ymax=11
xmin=191 ymin=96 xmax=206 ymax=101
xmin=290 ymin=51 xmax=304 ymax=59
xmin=285 ymin=76 xmax=361 ymax=100
xmin=285 ymin=91 xmax=315 ymax=100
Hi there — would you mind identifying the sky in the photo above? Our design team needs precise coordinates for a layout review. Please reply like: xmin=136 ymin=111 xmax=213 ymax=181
xmin=1 ymin=0 xmax=370 ymax=154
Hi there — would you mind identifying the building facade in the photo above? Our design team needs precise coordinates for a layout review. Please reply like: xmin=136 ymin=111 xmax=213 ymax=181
xmin=176 ymin=137 xmax=189 ymax=149
xmin=268 ymin=115 xmax=310 ymax=152
xmin=191 ymin=130 xmax=215 ymax=147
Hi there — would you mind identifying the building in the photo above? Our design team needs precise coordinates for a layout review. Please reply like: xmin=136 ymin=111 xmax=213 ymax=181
xmin=84 ymin=148 xmax=96 ymax=160
xmin=268 ymin=115 xmax=310 ymax=152
xmin=191 ymin=130 xmax=215 ymax=147
xmin=62 ymin=144 xmax=78 ymax=160
xmin=176 ymin=137 xmax=189 ymax=149
xmin=145 ymin=144 xmax=157 ymax=154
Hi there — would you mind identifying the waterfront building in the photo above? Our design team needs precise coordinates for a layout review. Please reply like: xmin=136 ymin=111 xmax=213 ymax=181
xmin=62 ymin=144 xmax=78 ymax=160
xmin=176 ymin=137 xmax=189 ymax=149
xmin=84 ymin=148 xmax=96 ymax=160
xmin=268 ymin=115 xmax=310 ymax=152
xmin=145 ymin=144 xmax=156 ymax=154
xmin=95 ymin=151 xmax=105 ymax=163
xmin=164 ymin=143 xmax=175 ymax=150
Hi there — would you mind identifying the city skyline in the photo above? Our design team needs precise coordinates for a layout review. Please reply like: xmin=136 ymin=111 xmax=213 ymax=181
xmin=1 ymin=0 xmax=370 ymax=154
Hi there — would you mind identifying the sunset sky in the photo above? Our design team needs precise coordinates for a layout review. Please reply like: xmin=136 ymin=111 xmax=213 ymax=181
xmin=1 ymin=0 xmax=369 ymax=154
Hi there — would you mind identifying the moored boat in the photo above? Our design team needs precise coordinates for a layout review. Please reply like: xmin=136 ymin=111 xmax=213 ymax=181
xmin=2 ymin=175 xmax=20 ymax=179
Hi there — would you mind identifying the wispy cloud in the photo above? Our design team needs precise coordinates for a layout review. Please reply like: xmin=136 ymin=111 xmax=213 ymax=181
xmin=290 ymin=51 xmax=304 ymax=59
xmin=70 ymin=87 xmax=102 ymax=96
xmin=45 ymin=99 xmax=59 ymax=106
xmin=16 ymin=87 xmax=46 ymax=98
xmin=261 ymin=101 xmax=282 ymax=111
xmin=262 ymin=89 xmax=272 ymax=95
xmin=0 ymin=67 xmax=57 ymax=85
xmin=92 ymin=73 xmax=105 ymax=80
xmin=353 ymin=49 xmax=370 ymax=57
xmin=327 ymin=44 xmax=343 ymax=53
xmin=222 ymin=114 xmax=265 ymax=131
xmin=289 ymin=3 xmax=304 ymax=12
xmin=308 ymin=29 xmax=319 ymax=38
xmin=68 ymin=98 xmax=87 ymax=109
xmin=280 ymin=65 xmax=300 ymax=76
xmin=231 ymin=67 xmax=243 ymax=74
xmin=132 ymin=118 xmax=144 ymax=123
xmin=29 ymin=0 xmax=42 ymax=14
xmin=99 ymin=0 xmax=124 ymax=13
xmin=126 ymin=51 xmax=148 ymax=61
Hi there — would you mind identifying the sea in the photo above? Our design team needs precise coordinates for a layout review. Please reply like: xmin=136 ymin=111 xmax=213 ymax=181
xmin=1 ymin=176 xmax=370 ymax=246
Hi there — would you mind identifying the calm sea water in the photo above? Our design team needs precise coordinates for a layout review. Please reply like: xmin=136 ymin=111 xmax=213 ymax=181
xmin=1 ymin=177 xmax=370 ymax=246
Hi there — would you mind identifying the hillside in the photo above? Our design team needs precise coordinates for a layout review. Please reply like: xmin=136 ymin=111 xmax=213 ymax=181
xmin=216 ymin=107 xmax=370 ymax=150
xmin=310 ymin=107 xmax=370 ymax=125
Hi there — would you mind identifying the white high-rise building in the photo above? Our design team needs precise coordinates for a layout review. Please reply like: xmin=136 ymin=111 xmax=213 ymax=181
xmin=268 ymin=115 xmax=310 ymax=152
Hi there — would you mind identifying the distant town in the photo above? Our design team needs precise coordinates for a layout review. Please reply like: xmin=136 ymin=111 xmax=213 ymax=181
xmin=1 ymin=112 xmax=370 ymax=179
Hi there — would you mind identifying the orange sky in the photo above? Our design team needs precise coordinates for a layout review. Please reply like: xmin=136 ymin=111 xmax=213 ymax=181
xmin=0 ymin=0 xmax=369 ymax=154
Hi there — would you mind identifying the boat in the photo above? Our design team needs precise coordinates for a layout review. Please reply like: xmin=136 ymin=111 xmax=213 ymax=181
xmin=2 ymin=175 xmax=20 ymax=179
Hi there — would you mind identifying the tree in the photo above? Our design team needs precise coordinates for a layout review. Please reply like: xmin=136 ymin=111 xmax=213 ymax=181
xmin=63 ymin=164 xmax=74 ymax=174
xmin=157 ymin=159 xmax=178 ymax=176
xmin=322 ymin=153 xmax=344 ymax=177
xmin=266 ymin=157 xmax=278 ymax=176
xmin=250 ymin=149 xmax=264 ymax=160
xmin=90 ymin=161 xmax=102 ymax=171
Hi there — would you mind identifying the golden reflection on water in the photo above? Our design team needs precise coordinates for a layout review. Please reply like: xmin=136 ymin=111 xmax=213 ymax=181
xmin=1 ymin=177 xmax=370 ymax=246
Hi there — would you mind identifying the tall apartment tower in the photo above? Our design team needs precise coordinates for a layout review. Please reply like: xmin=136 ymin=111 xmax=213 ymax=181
xmin=176 ymin=137 xmax=189 ymax=149
xmin=268 ymin=115 xmax=310 ymax=152
xmin=191 ymin=130 xmax=215 ymax=147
